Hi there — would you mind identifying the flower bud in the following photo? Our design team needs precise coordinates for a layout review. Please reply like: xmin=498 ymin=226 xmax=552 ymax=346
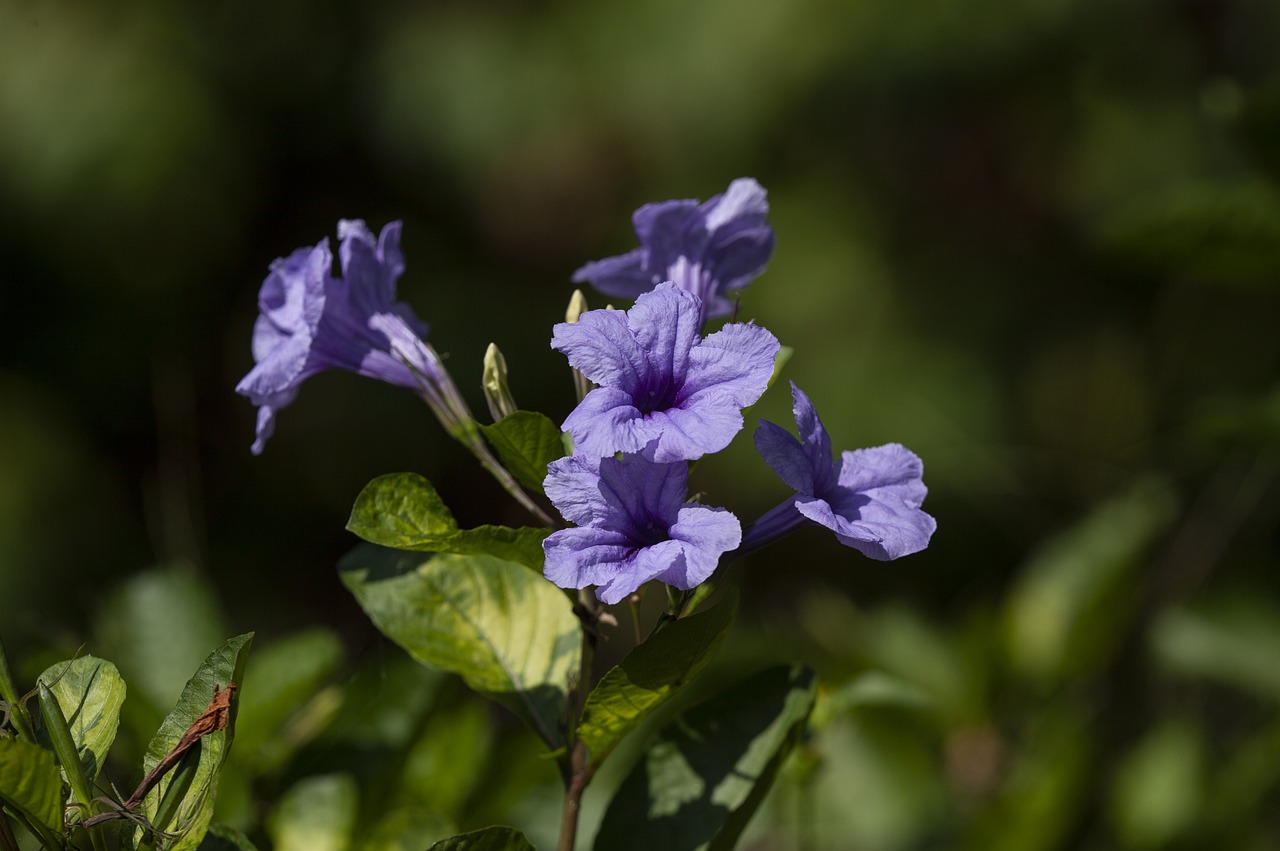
xmin=482 ymin=342 xmax=518 ymax=422
xmin=565 ymin=290 xmax=594 ymax=402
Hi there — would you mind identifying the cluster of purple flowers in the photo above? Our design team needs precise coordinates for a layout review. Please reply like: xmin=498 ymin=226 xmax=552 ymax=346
xmin=542 ymin=180 xmax=935 ymax=602
xmin=238 ymin=179 xmax=935 ymax=605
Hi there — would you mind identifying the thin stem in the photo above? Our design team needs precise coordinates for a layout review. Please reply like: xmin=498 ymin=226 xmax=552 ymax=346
xmin=0 ymin=636 xmax=35 ymax=743
xmin=557 ymin=590 xmax=601 ymax=851
xmin=458 ymin=424 xmax=557 ymax=526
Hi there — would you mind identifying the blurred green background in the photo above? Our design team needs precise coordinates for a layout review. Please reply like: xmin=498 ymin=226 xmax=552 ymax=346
xmin=3 ymin=0 xmax=1280 ymax=848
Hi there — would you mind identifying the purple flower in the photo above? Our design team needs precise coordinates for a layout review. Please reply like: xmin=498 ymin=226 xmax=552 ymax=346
xmin=573 ymin=178 xmax=775 ymax=324
xmin=237 ymin=220 xmax=463 ymax=454
xmin=543 ymin=454 xmax=741 ymax=604
xmin=743 ymin=383 xmax=936 ymax=560
xmin=552 ymin=283 xmax=780 ymax=463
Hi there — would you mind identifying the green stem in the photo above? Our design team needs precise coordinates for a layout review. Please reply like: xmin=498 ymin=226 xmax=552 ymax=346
xmin=0 ymin=636 xmax=35 ymax=743
xmin=37 ymin=684 xmax=106 ymax=851
xmin=557 ymin=591 xmax=601 ymax=851
xmin=138 ymin=746 xmax=201 ymax=851
xmin=457 ymin=423 xmax=556 ymax=526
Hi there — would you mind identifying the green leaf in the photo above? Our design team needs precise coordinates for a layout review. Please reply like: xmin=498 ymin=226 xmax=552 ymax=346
xmin=480 ymin=410 xmax=568 ymax=493
xmin=267 ymin=774 xmax=357 ymax=851
xmin=138 ymin=633 xmax=254 ymax=851
xmin=36 ymin=656 xmax=126 ymax=785
xmin=594 ymin=664 xmax=817 ymax=851
xmin=0 ymin=737 xmax=64 ymax=837
xmin=347 ymin=473 xmax=549 ymax=570
xmin=339 ymin=544 xmax=580 ymax=749
xmin=578 ymin=594 xmax=738 ymax=771
xmin=234 ymin=629 xmax=343 ymax=772
xmin=427 ymin=826 xmax=536 ymax=851
xmin=197 ymin=823 xmax=260 ymax=851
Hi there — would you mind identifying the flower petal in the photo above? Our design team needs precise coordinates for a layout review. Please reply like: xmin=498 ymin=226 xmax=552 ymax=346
xmin=681 ymin=322 xmax=779 ymax=408
xmin=662 ymin=505 xmax=742 ymax=588
xmin=543 ymin=526 xmax=638 ymax=592
xmin=594 ymin=455 xmax=687 ymax=532
xmin=837 ymin=443 xmax=929 ymax=506
xmin=702 ymin=177 xmax=769 ymax=231
xmin=571 ymin=249 xmax=654 ymax=300
xmin=627 ymin=284 xmax=702 ymax=386
xmin=632 ymin=198 xmax=705 ymax=273
xmin=753 ymin=419 xmax=814 ymax=493
xmin=551 ymin=308 xmax=644 ymax=390
xmin=561 ymin=386 xmax=651 ymax=459
xmin=648 ymin=400 xmax=744 ymax=462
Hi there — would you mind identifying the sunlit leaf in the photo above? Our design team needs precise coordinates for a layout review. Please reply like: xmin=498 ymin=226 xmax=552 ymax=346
xmin=427 ymin=826 xmax=536 ymax=851
xmin=480 ymin=411 xmax=568 ymax=493
xmin=267 ymin=774 xmax=357 ymax=851
xmin=594 ymin=664 xmax=817 ymax=851
xmin=138 ymin=633 xmax=254 ymax=851
xmin=339 ymin=544 xmax=580 ymax=748
xmin=0 ymin=737 xmax=63 ymax=837
xmin=36 ymin=655 xmax=126 ymax=785
xmin=578 ymin=594 xmax=737 ymax=771
xmin=347 ymin=473 xmax=549 ymax=570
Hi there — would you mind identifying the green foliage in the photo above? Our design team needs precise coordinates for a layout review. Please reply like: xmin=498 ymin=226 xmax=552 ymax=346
xmin=36 ymin=656 xmax=125 ymax=787
xmin=338 ymin=544 xmax=581 ymax=748
xmin=347 ymin=473 xmax=549 ymax=570
xmin=197 ymin=823 xmax=260 ymax=851
xmin=137 ymin=633 xmax=254 ymax=851
xmin=233 ymin=629 xmax=343 ymax=773
xmin=578 ymin=594 xmax=738 ymax=771
xmin=479 ymin=411 xmax=569 ymax=492
xmin=426 ymin=826 xmax=536 ymax=851
xmin=0 ymin=737 xmax=63 ymax=838
xmin=594 ymin=664 xmax=817 ymax=851
xmin=267 ymin=774 xmax=358 ymax=851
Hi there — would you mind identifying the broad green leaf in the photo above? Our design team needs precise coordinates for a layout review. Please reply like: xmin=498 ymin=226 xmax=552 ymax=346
xmin=234 ymin=628 xmax=343 ymax=771
xmin=267 ymin=774 xmax=357 ymax=851
xmin=347 ymin=473 xmax=549 ymax=570
xmin=339 ymin=544 xmax=580 ymax=749
xmin=0 ymin=737 xmax=63 ymax=837
xmin=480 ymin=410 xmax=568 ymax=492
xmin=594 ymin=664 xmax=817 ymax=851
xmin=578 ymin=594 xmax=738 ymax=771
xmin=36 ymin=656 xmax=125 ymax=785
xmin=427 ymin=826 xmax=536 ymax=851
xmin=198 ymin=823 xmax=260 ymax=851
xmin=138 ymin=633 xmax=254 ymax=851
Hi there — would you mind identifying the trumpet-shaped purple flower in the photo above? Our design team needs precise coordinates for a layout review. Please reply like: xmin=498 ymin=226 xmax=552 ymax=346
xmin=552 ymin=283 xmax=780 ymax=463
xmin=543 ymin=454 xmax=741 ymax=604
xmin=237 ymin=220 xmax=461 ymax=454
xmin=573 ymin=178 xmax=775 ymax=325
xmin=743 ymin=383 xmax=936 ymax=560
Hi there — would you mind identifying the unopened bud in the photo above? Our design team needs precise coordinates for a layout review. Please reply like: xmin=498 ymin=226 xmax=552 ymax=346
xmin=482 ymin=342 xmax=518 ymax=422
xmin=563 ymin=291 xmax=594 ymax=403
xmin=565 ymin=288 xmax=589 ymax=324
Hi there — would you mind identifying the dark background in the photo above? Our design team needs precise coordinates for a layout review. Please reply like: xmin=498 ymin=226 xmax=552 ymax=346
xmin=3 ymin=1 xmax=1280 ymax=847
